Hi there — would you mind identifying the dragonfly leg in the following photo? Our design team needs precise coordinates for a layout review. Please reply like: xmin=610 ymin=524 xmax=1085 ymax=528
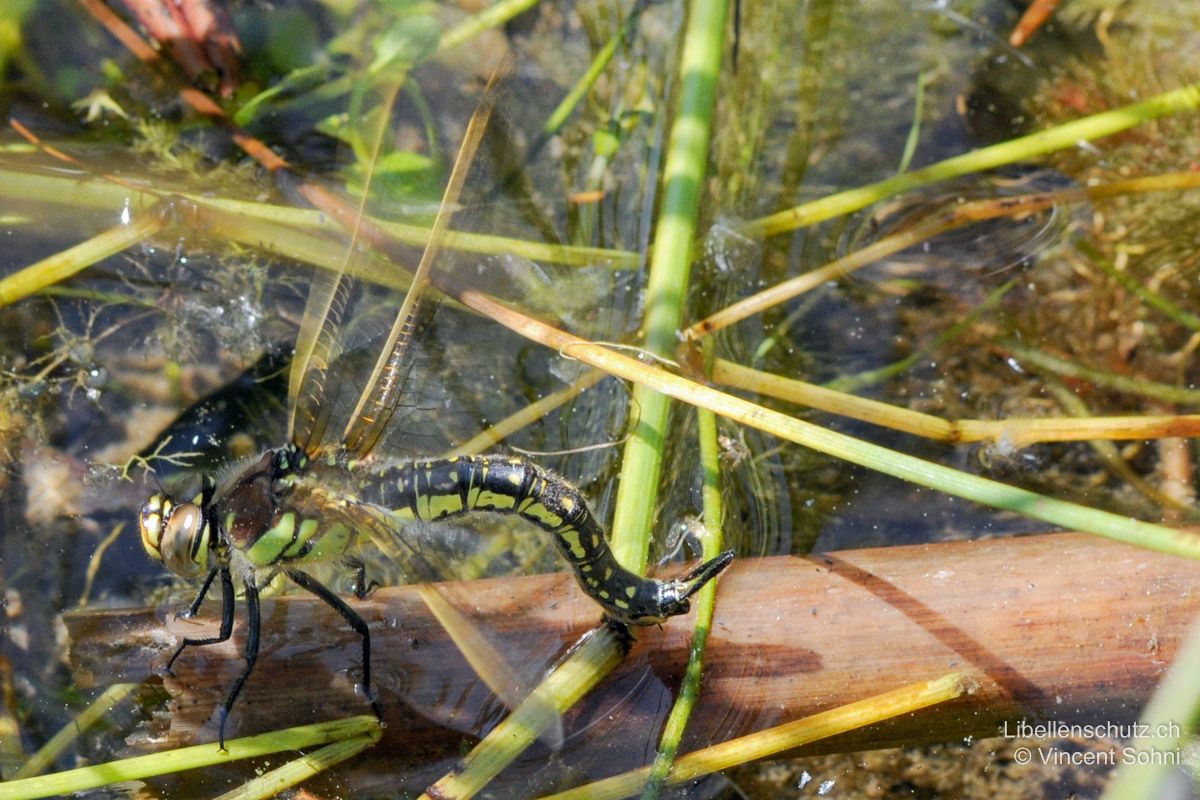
xmin=343 ymin=556 xmax=379 ymax=600
xmin=215 ymin=573 xmax=261 ymax=750
xmin=177 ymin=567 xmax=220 ymax=620
xmin=285 ymin=568 xmax=378 ymax=713
xmin=164 ymin=566 xmax=234 ymax=675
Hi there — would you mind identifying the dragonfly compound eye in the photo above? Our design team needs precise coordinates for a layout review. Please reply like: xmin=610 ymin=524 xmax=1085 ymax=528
xmin=141 ymin=496 xmax=209 ymax=578
xmin=138 ymin=493 xmax=167 ymax=561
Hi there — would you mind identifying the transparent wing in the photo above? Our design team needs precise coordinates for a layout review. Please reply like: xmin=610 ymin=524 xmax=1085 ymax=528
xmin=289 ymin=265 xmax=355 ymax=454
xmin=285 ymin=65 xmax=412 ymax=454
xmin=287 ymin=58 xmax=510 ymax=460
xmin=341 ymin=59 xmax=509 ymax=457
xmin=279 ymin=54 xmax=570 ymax=746
xmin=291 ymin=472 xmax=566 ymax=748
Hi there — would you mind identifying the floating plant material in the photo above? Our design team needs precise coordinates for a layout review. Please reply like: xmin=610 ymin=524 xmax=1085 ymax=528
xmin=845 ymin=168 xmax=1085 ymax=292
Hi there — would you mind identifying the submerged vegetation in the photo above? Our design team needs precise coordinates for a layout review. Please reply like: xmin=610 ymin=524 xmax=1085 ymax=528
xmin=2 ymin=1 xmax=1200 ymax=798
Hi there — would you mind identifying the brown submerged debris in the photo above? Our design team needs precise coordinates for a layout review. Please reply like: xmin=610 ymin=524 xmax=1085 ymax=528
xmin=66 ymin=532 xmax=1200 ymax=785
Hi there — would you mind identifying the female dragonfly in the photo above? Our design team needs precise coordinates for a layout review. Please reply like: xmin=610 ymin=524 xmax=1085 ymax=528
xmin=135 ymin=66 xmax=733 ymax=748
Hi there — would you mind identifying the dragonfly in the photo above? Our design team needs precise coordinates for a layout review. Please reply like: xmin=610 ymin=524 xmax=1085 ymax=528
xmin=135 ymin=63 xmax=734 ymax=749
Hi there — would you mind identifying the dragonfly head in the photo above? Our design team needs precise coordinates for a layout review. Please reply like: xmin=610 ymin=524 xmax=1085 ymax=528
xmin=139 ymin=480 xmax=216 ymax=578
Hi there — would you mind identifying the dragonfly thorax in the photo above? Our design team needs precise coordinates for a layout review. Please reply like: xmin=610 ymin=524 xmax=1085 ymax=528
xmin=140 ymin=445 xmax=331 ymax=581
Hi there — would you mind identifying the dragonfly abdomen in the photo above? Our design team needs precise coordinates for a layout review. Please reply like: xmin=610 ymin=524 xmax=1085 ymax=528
xmin=360 ymin=455 xmax=731 ymax=625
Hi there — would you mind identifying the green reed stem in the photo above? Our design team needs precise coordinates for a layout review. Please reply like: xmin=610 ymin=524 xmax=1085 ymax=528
xmin=737 ymin=81 xmax=1200 ymax=238
xmin=539 ymin=7 xmax=641 ymax=141
xmin=0 ymin=167 xmax=637 ymax=307
xmin=0 ymin=717 xmax=380 ymax=800
xmin=1076 ymin=239 xmax=1200 ymax=333
xmin=542 ymin=673 xmax=970 ymax=800
xmin=611 ymin=0 xmax=729 ymax=571
xmin=461 ymin=290 xmax=1200 ymax=561
xmin=895 ymin=69 xmax=929 ymax=175
xmin=438 ymin=0 xmax=543 ymax=51
xmin=1041 ymin=380 xmax=1195 ymax=516
xmin=0 ymin=167 xmax=637 ymax=272
xmin=0 ymin=204 xmax=166 ymax=306
xmin=825 ymin=279 xmax=1017 ymax=394
xmin=0 ymin=664 xmax=19 ymax=781
xmin=9 ymin=684 xmax=146 ymax=781
xmin=641 ymin=404 xmax=727 ymax=800
xmin=421 ymin=624 xmax=627 ymax=800
xmin=1003 ymin=341 xmax=1200 ymax=407
xmin=213 ymin=734 xmax=380 ymax=800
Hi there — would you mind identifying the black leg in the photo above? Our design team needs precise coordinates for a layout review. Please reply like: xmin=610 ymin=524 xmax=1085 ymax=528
xmin=215 ymin=573 xmax=261 ymax=750
xmin=285 ymin=568 xmax=377 ymax=713
xmin=344 ymin=557 xmax=379 ymax=600
xmin=178 ymin=567 xmax=220 ymax=620
xmin=164 ymin=567 xmax=235 ymax=675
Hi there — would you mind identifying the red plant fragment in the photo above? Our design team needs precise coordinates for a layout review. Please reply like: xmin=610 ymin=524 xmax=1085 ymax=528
xmin=118 ymin=0 xmax=242 ymax=96
xmin=1009 ymin=0 xmax=1060 ymax=47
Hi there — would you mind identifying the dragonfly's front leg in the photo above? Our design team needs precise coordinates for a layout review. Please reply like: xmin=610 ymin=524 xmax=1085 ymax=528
xmin=177 ymin=566 xmax=220 ymax=619
xmin=164 ymin=566 xmax=235 ymax=674
xmin=215 ymin=573 xmax=261 ymax=750
xmin=285 ymin=568 xmax=378 ymax=713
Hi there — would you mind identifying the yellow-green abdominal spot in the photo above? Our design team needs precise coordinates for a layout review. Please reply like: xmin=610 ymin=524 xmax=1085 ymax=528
xmin=426 ymin=492 xmax=464 ymax=520
xmin=557 ymin=528 xmax=588 ymax=560
xmin=522 ymin=502 xmax=563 ymax=528
xmin=473 ymin=489 xmax=516 ymax=511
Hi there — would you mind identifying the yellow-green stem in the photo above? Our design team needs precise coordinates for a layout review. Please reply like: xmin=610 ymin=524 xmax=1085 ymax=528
xmin=641 ymin=404 xmax=726 ymax=799
xmin=1102 ymin=619 xmax=1200 ymax=799
xmin=212 ymin=734 xmax=379 ymax=800
xmin=738 ymin=81 xmax=1200 ymax=238
xmin=9 ymin=684 xmax=146 ymax=780
xmin=420 ymin=624 xmax=626 ymax=800
xmin=0 ymin=717 xmax=380 ymax=800
xmin=611 ymin=0 xmax=730 ymax=571
xmin=541 ymin=673 xmax=970 ymax=800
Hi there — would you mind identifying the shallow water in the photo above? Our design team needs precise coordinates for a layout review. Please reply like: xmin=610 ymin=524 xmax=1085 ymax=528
xmin=2 ymin=1 xmax=1199 ymax=797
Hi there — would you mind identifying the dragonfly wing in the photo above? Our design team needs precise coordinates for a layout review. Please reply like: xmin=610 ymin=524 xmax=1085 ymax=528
xmin=288 ymin=265 xmax=352 ymax=453
xmin=285 ymin=71 xmax=411 ymax=454
xmin=282 ymin=53 xmax=573 ymax=751
xmin=301 ymin=485 xmax=565 ymax=748
xmin=341 ymin=57 xmax=510 ymax=458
